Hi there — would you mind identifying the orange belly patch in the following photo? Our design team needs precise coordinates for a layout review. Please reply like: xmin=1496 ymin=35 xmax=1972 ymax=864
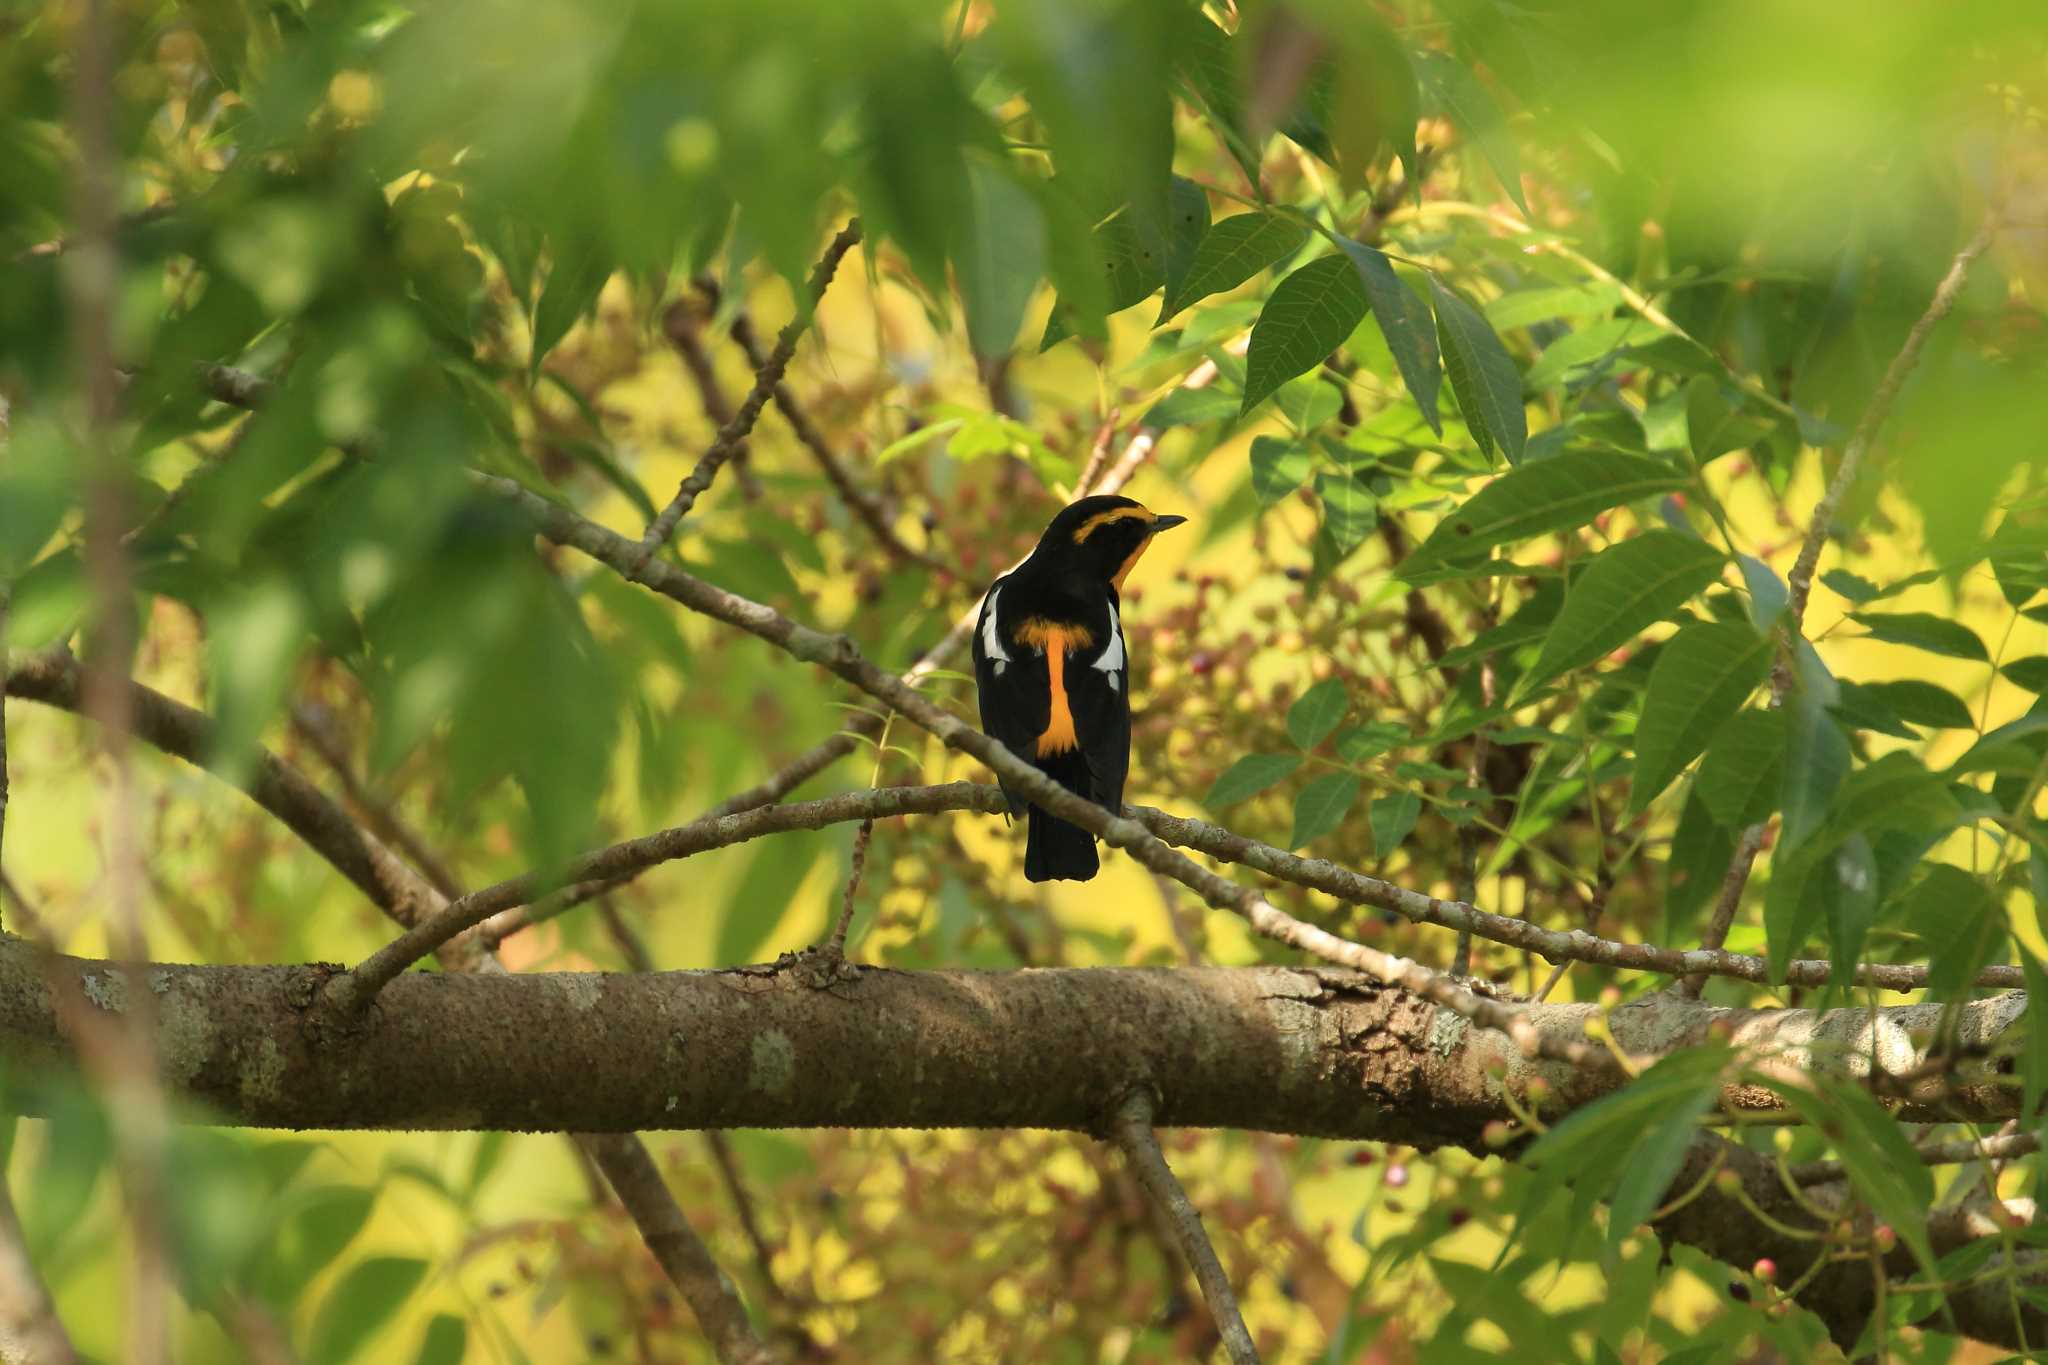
xmin=1016 ymin=618 xmax=1095 ymax=756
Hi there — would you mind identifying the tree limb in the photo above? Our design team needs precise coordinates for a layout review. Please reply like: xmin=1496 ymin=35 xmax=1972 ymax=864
xmin=1110 ymin=1092 xmax=1258 ymax=1364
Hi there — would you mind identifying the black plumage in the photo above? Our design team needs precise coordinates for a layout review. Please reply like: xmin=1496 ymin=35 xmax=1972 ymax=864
xmin=971 ymin=496 xmax=1186 ymax=881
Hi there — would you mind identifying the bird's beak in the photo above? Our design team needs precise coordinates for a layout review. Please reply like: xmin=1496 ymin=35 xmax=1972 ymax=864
xmin=1149 ymin=514 xmax=1189 ymax=534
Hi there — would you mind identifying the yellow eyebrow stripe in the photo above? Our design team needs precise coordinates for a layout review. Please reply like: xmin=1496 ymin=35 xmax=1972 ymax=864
xmin=1071 ymin=505 xmax=1155 ymax=544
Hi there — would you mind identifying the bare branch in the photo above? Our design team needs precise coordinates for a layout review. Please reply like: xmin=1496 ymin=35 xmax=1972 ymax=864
xmin=632 ymin=221 xmax=863 ymax=568
xmin=663 ymin=298 xmax=763 ymax=503
xmin=578 ymin=1134 xmax=780 ymax=1365
xmin=824 ymin=817 xmax=875 ymax=959
xmin=693 ymin=277 xmax=950 ymax=577
xmin=290 ymin=704 xmax=464 ymax=900
xmin=1686 ymin=217 xmax=1999 ymax=992
xmin=1110 ymin=1092 xmax=1259 ymax=1364
xmin=336 ymin=783 xmax=1006 ymax=1009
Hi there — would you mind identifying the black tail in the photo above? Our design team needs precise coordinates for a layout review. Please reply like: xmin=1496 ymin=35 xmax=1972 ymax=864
xmin=1025 ymin=806 xmax=1098 ymax=881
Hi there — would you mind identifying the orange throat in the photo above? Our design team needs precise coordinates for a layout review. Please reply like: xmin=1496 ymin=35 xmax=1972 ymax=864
xmin=1111 ymin=537 xmax=1152 ymax=593
xmin=1016 ymin=618 xmax=1094 ymax=756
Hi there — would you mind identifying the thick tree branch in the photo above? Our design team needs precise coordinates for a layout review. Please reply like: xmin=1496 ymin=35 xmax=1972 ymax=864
xmin=1 ymin=945 xmax=2020 ymax=1133
xmin=1111 ymin=1092 xmax=1259 ymax=1364
xmin=633 ymin=221 xmax=863 ymax=568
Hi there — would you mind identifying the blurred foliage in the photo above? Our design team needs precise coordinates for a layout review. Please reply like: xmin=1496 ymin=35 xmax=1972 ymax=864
xmin=4 ymin=0 xmax=2048 ymax=1359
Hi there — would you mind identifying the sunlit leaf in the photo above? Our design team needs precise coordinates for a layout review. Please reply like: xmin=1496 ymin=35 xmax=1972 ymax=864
xmin=1315 ymin=471 xmax=1378 ymax=554
xmin=1290 ymin=772 xmax=1361 ymax=849
xmin=1429 ymin=276 xmax=1526 ymax=464
xmin=1849 ymin=610 xmax=1988 ymax=661
xmin=1629 ymin=620 xmax=1773 ymax=811
xmin=1288 ymin=678 xmax=1350 ymax=749
xmin=1411 ymin=50 xmax=1526 ymax=213
xmin=1521 ymin=531 xmax=1725 ymax=693
xmin=1249 ymin=435 xmax=1314 ymax=505
xmin=1207 ymin=753 xmax=1302 ymax=807
xmin=1160 ymin=212 xmax=1308 ymax=323
xmin=1241 ymin=254 xmax=1368 ymax=414
xmin=1404 ymin=450 xmax=1689 ymax=572
xmin=308 ymin=1257 xmax=430 ymax=1365
xmin=1341 ymin=239 xmax=1442 ymax=433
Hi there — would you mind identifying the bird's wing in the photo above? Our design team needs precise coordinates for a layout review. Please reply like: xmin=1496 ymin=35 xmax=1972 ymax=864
xmin=972 ymin=578 xmax=1050 ymax=806
xmin=1069 ymin=597 xmax=1131 ymax=816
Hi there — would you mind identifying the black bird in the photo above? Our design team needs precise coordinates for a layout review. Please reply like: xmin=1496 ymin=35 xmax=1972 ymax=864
xmin=972 ymin=495 xmax=1187 ymax=881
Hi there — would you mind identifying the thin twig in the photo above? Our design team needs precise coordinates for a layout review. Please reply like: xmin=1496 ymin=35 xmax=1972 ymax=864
xmin=632 ymin=221 xmax=862 ymax=570
xmin=824 ymin=817 xmax=875 ymax=959
xmin=662 ymin=298 xmax=763 ymax=503
xmin=578 ymin=1133 xmax=780 ymax=1365
xmin=289 ymin=704 xmax=464 ymax=899
xmin=1682 ymin=217 xmax=1998 ymax=995
xmin=694 ymin=277 xmax=947 ymax=577
xmin=338 ymin=784 xmax=1003 ymax=1006
xmin=1109 ymin=1091 xmax=1259 ymax=1365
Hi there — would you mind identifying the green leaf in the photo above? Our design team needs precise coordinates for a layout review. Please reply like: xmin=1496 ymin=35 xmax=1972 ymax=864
xmin=251 ymin=1186 xmax=375 ymax=1303
xmin=1484 ymin=283 xmax=1624 ymax=331
xmin=308 ymin=1256 xmax=430 ymax=1365
xmin=1240 ymin=255 xmax=1368 ymax=415
xmin=1766 ymin=1076 xmax=1935 ymax=1278
xmin=528 ymin=245 xmax=610 ymax=383
xmin=1159 ymin=212 xmax=1308 ymax=323
xmin=1694 ymin=709 xmax=1786 ymax=828
xmin=2002 ymin=656 xmax=2048 ymax=694
xmin=1763 ymin=840 xmax=1831 ymax=983
xmin=1369 ymin=792 xmax=1422 ymax=858
xmin=1855 ymin=680 xmax=1976 ymax=730
xmin=1410 ymin=50 xmax=1526 ymax=213
xmin=1315 ymin=471 xmax=1378 ymax=553
xmin=1521 ymin=317 xmax=1653 ymax=391
xmin=1779 ymin=646 xmax=1850 ymax=853
xmin=1629 ymin=621 xmax=1773 ymax=812
xmin=412 ymin=1316 xmax=467 ymax=1365
xmin=2022 ymin=951 xmax=2048 ymax=1126
xmin=1403 ymin=450 xmax=1689 ymax=572
xmin=1849 ymin=610 xmax=1989 ymax=661
xmin=1429 ymin=276 xmax=1526 ymax=464
xmin=1334 ymin=722 xmax=1410 ymax=762
xmin=1666 ymin=785 xmax=1736 ymax=937
xmin=1340 ymin=240 xmax=1442 ymax=433
xmin=715 ymin=830 xmax=825 ymax=966
xmin=1249 ymin=436 xmax=1314 ymax=506
xmin=956 ymin=159 xmax=1048 ymax=356
xmin=1902 ymin=864 xmax=2007 ymax=998
xmin=1521 ymin=532 xmax=1725 ymax=694
xmin=1823 ymin=833 xmax=1879 ymax=987
xmin=1684 ymin=376 xmax=1774 ymax=464
xmin=1206 ymin=753 xmax=1302 ymax=807
xmin=1288 ymin=678 xmax=1351 ymax=750
xmin=1735 ymin=553 xmax=1788 ymax=631
xmin=1601 ymin=1077 xmax=1718 ymax=1262
xmin=1820 ymin=569 xmax=1879 ymax=604
xmin=1291 ymin=772 xmax=1361 ymax=849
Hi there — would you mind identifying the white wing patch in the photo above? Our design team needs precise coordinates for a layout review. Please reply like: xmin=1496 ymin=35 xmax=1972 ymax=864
xmin=1094 ymin=603 xmax=1125 ymax=692
xmin=980 ymin=585 xmax=1010 ymax=676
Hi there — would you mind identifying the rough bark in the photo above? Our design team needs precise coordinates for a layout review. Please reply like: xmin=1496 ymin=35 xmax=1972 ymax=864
xmin=0 ymin=943 xmax=2020 ymax=1135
